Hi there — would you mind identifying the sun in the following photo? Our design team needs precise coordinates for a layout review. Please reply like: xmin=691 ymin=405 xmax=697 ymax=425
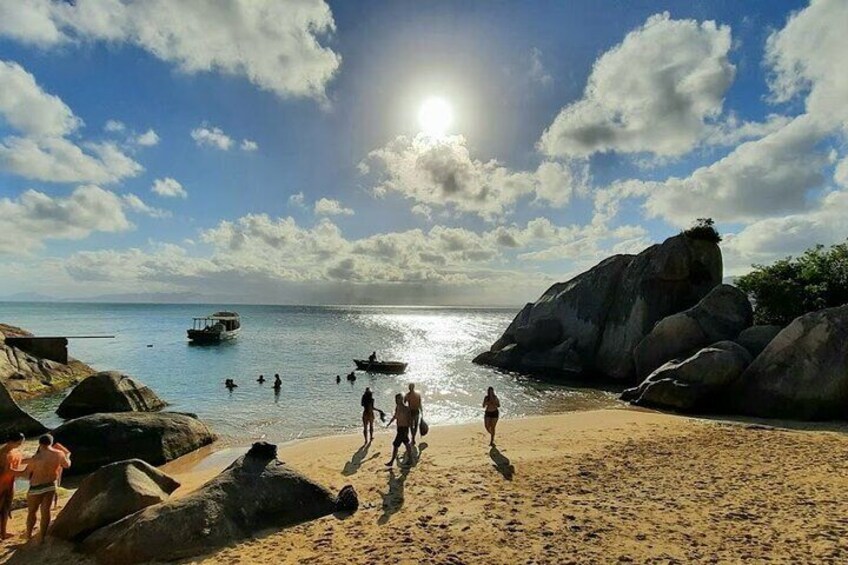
xmin=418 ymin=97 xmax=453 ymax=137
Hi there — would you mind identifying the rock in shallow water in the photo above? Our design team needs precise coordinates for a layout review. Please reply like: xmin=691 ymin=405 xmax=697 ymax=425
xmin=52 ymin=412 xmax=217 ymax=475
xmin=0 ymin=380 xmax=47 ymax=437
xmin=56 ymin=371 xmax=167 ymax=419
xmin=82 ymin=442 xmax=342 ymax=563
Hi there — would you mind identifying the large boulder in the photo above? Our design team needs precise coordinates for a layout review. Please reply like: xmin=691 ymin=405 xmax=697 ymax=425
xmin=56 ymin=371 xmax=166 ymax=419
xmin=475 ymin=234 xmax=722 ymax=381
xmin=1 ymin=323 xmax=94 ymax=399
xmin=734 ymin=324 xmax=783 ymax=358
xmin=729 ymin=305 xmax=848 ymax=420
xmin=622 ymin=341 xmax=752 ymax=412
xmin=83 ymin=442 xmax=342 ymax=563
xmin=50 ymin=459 xmax=180 ymax=542
xmin=52 ymin=412 xmax=217 ymax=475
xmin=633 ymin=284 xmax=753 ymax=378
xmin=0 ymin=380 xmax=47 ymax=438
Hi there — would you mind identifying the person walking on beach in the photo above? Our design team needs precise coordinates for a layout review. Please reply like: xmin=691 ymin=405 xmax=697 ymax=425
xmin=385 ymin=393 xmax=411 ymax=467
xmin=361 ymin=387 xmax=376 ymax=444
xmin=23 ymin=434 xmax=71 ymax=543
xmin=404 ymin=383 xmax=423 ymax=444
xmin=0 ymin=433 xmax=24 ymax=539
xmin=483 ymin=387 xmax=501 ymax=447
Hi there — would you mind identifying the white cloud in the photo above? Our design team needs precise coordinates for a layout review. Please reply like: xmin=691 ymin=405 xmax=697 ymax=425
xmin=363 ymin=134 xmax=584 ymax=219
xmin=0 ymin=60 xmax=81 ymax=138
xmin=539 ymin=12 xmax=735 ymax=158
xmin=123 ymin=194 xmax=170 ymax=219
xmin=314 ymin=198 xmax=354 ymax=216
xmin=0 ymin=137 xmax=143 ymax=184
xmin=151 ymin=177 xmax=187 ymax=199
xmin=191 ymin=126 xmax=233 ymax=150
xmin=0 ymin=0 xmax=341 ymax=102
xmin=0 ymin=60 xmax=141 ymax=184
xmin=528 ymin=47 xmax=552 ymax=86
xmin=595 ymin=114 xmax=830 ymax=228
xmin=240 ymin=139 xmax=258 ymax=152
xmin=288 ymin=192 xmax=305 ymax=207
xmin=723 ymin=188 xmax=848 ymax=276
xmin=703 ymin=113 xmax=794 ymax=147
xmin=104 ymin=120 xmax=125 ymax=133
xmin=0 ymin=185 xmax=132 ymax=253
xmin=836 ymin=155 xmax=848 ymax=189
xmin=135 ymin=129 xmax=160 ymax=147
xmin=766 ymin=0 xmax=848 ymax=127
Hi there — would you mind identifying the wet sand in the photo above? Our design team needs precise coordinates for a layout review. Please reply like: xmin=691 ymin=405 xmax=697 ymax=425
xmin=4 ymin=408 xmax=848 ymax=564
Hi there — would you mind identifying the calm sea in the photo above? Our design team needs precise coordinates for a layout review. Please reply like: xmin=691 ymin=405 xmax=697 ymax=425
xmin=1 ymin=303 xmax=620 ymax=443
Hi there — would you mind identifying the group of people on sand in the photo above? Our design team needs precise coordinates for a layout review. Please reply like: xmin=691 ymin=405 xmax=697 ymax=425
xmin=359 ymin=383 xmax=502 ymax=465
xmin=0 ymin=433 xmax=71 ymax=543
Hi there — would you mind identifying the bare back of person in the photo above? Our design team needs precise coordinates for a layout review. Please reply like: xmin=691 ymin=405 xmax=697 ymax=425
xmin=27 ymin=448 xmax=68 ymax=488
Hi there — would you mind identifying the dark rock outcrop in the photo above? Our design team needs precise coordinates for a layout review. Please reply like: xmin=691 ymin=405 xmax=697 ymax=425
xmin=0 ymin=380 xmax=47 ymax=438
xmin=729 ymin=305 xmax=848 ymax=420
xmin=56 ymin=371 xmax=166 ymax=419
xmin=52 ymin=412 xmax=217 ymax=475
xmin=1 ymin=323 xmax=94 ymax=399
xmin=475 ymin=234 xmax=722 ymax=381
xmin=622 ymin=341 xmax=752 ymax=412
xmin=633 ymin=284 xmax=753 ymax=378
xmin=50 ymin=459 xmax=180 ymax=542
xmin=82 ymin=442 xmax=341 ymax=563
xmin=734 ymin=324 xmax=783 ymax=358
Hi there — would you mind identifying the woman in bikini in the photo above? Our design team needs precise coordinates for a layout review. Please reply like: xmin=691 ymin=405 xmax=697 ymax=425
xmin=361 ymin=387 xmax=375 ymax=444
xmin=483 ymin=387 xmax=501 ymax=447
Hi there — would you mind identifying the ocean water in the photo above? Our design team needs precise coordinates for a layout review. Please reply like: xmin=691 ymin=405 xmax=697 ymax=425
xmin=2 ymin=303 xmax=620 ymax=443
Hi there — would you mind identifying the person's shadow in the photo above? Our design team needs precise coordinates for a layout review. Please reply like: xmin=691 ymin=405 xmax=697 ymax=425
xmin=342 ymin=443 xmax=380 ymax=476
xmin=378 ymin=466 xmax=409 ymax=524
xmin=489 ymin=446 xmax=515 ymax=480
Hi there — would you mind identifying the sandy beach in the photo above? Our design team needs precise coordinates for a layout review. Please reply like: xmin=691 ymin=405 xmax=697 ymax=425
xmin=4 ymin=408 xmax=848 ymax=564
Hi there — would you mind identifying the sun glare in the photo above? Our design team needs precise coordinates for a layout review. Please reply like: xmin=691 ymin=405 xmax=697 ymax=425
xmin=418 ymin=97 xmax=453 ymax=137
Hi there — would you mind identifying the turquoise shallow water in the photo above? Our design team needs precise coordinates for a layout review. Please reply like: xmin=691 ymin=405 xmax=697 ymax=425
xmin=1 ymin=303 xmax=620 ymax=442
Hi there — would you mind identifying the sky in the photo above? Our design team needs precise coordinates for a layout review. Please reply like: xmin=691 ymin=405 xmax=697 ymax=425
xmin=0 ymin=0 xmax=846 ymax=305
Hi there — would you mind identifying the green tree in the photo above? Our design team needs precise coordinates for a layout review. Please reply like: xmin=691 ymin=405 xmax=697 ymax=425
xmin=682 ymin=218 xmax=722 ymax=243
xmin=736 ymin=241 xmax=848 ymax=325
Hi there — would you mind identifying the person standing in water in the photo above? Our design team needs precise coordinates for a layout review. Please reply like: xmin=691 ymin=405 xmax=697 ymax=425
xmin=404 ymin=383 xmax=423 ymax=445
xmin=0 ymin=433 xmax=24 ymax=539
xmin=273 ymin=374 xmax=282 ymax=391
xmin=385 ymin=393 xmax=411 ymax=467
xmin=483 ymin=387 xmax=501 ymax=446
xmin=361 ymin=387 xmax=375 ymax=444
xmin=23 ymin=434 xmax=71 ymax=543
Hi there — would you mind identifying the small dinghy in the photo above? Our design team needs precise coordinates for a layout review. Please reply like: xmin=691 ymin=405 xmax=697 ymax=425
xmin=353 ymin=359 xmax=408 ymax=374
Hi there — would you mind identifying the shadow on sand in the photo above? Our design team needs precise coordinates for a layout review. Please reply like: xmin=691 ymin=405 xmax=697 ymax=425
xmin=342 ymin=443 xmax=380 ymax=476
xmin=377 ymin=441 xmax=428 ymax=524
xmin=489 ymin=446 xmax=515 ymax=480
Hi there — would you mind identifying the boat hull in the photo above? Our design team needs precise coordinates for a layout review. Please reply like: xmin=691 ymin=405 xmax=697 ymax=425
xmin=187 ymin=328 xmax=240 ymax=344
xmin=353 ymin=359 xmax=407 ymax=374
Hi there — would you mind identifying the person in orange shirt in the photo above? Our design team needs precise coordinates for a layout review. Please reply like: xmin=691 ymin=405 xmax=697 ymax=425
xmin=0 ymin=433 xmax=25 ymax=539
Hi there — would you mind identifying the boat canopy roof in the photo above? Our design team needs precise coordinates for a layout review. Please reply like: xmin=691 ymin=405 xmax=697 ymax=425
xmin=193 ymin=311 xmax=239 ymax=321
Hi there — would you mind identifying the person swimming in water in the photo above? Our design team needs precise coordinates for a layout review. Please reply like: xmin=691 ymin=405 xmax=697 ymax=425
xmin=346 ymin=371 xmax=356 ymax=382
xmin=225 ymin=379 xmax=237 ymax=390
xmin=257 ymin=374 xmax=265 ymax=383
xmin=336 ymin=375 xmax=341 ymax=384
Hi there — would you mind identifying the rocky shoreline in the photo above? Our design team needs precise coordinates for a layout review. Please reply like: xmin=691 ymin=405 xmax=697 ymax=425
xmin=475 ymin=232 xmax=848 ymax=422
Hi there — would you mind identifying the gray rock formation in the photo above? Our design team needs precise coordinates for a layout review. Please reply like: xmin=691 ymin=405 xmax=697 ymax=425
xmin=1 ymin=323 xmax=94 ymax=399
xmin=50 ymin=459 xmax=180 ymax=542
xmin=622 ymin=341 xmax=752 ymax=412
xmin=734 ymin=324 xmax=783 ymax=358
xmin=56 ymin=371 xmax=167 ymax=419
xmin=82 ymin=442 xmax=342 ymax=563
xmin=633 ymin=284 xmax=753 ymax=378
xmin=729 ymin=305 xmax=848 ymax=420
xmin=475 ymin=234 xmax=722 ymax=381
xmin=0 ymin=380 xmax=47 ymax=438
xmin=52 ymin=412 xmax=217 ymax=475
